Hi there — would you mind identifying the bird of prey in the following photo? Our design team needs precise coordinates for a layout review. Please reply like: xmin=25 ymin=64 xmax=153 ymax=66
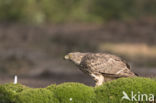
xmin=64 ymin=52 xmax=137 ymax=86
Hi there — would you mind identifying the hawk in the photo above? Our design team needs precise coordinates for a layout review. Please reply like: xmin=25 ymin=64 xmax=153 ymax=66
xmin=64 ymin=52 xmax=137 ymax=86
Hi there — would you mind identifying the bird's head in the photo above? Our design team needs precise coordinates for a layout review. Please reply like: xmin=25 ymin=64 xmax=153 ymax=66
xmin=64 ymin=52 xmax=87 ymax=65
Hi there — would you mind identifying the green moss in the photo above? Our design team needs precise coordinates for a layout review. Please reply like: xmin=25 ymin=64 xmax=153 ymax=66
xmin=0 ymin=83 xmax=29 ymax=103
xmin=95 ymin=77 xmax=156 ymax=103
xmin=46 ymin=84 xmax=57 ymax=91
xmin=0 ymin=77 xmax=156 ymax=103
xmin=52 ymin=82 xmax=95 ymax=103
xmin=16 ymin=88 xmax=59 ymax=103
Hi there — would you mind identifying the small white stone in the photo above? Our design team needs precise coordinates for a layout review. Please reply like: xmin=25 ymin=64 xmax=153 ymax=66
xmin=69 ymin=98 xmax=72 ymax=101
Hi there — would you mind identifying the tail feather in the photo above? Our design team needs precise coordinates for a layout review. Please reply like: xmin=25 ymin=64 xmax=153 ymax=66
xmin=100 ymin=72 xmax=129 ymax=78
xmin=100 ymin=71 xmax=138 ymax=79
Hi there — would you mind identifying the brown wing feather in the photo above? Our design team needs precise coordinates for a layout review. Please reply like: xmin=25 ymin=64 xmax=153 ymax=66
xmin=99 ymin=72 xmax=129 ymax=78
xmin=80 ymin=53 xmax=136 ymax=77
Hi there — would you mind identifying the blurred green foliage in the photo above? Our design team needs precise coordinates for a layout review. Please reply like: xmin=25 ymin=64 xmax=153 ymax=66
xmin=0 ymin=83 xmax=29 ymax=103
xmin=94 ymin=77 xmax=156 ymax=103
xmin=0 ymin=77 xmax=156 ymax=103
xmin=16 ymin=88 xmax=59 ymax=103
xmin=50 ymin=83 xmax=95 ymax=103
xmin=0 ymin=0 xmax=155 ymax=24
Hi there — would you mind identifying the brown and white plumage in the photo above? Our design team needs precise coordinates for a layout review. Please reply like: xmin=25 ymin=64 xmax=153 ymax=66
xmin=64 ymin=52 xmax=137 ymax=86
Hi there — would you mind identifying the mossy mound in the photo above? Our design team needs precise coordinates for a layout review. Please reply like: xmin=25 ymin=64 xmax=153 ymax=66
xmin=0 ymin=77 xmax=156 ymax=103
xmin=16 ymin=88 xmax=59 ymax=103
xmin=46 ymin=84 xmax=57 ymax=91
xmin=0 ymin=83 xmax=58 ymax=103
xmin=95 ymin=77 xmax=156 ymax=103
xmin=0 ymin=83 xmax=29 ymax=103
xmin=49 ymin=82 xmax=95 ymax=103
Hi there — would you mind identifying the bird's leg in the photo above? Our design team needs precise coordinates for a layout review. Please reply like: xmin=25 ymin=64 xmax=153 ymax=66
xmin=91 ymin=74 xmax=104 ymax=86
xmin=95 ymin=75 xmax=105 ymax=86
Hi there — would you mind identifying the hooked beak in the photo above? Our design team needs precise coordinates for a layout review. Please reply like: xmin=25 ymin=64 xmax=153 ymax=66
xmin=64 ymin=54 xmax=70 ymax=60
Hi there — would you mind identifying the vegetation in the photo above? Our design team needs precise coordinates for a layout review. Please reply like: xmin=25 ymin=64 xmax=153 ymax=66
xmin=49 ymin=83 xmax=95 ymax=103
xmin=0 ymin=77 xmax=156 ymax=103
xmin=16 ymin=88 xmax=59 ymax=103
xmin=0 ymin=0 xmax=155 ymax=24
xmin=94 ymin=77 xmax=156 ymax=103
xmin=0 ymin=83 xmax=29 ymax=103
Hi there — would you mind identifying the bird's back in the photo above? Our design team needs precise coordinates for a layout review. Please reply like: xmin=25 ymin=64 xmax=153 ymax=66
xmin=80 ymin=53 xmax=136 ymax=78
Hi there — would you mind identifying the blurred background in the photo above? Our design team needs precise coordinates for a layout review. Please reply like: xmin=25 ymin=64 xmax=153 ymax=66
xmin=0 ymin=0 xmax=156 ymax=87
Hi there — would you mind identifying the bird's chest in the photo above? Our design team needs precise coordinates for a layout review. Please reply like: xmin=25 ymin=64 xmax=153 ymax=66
xmin=78 ymin=64 xmax=92 ymax=74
